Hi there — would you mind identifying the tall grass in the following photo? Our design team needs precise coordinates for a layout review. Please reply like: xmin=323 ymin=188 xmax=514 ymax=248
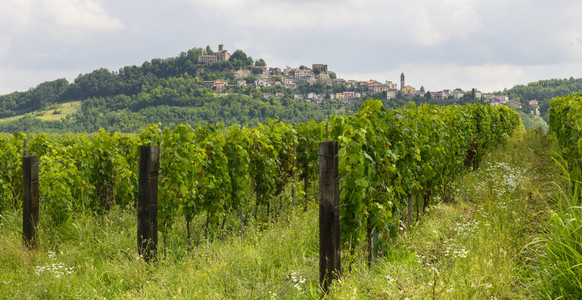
xmin=530 ymin=156 xmax=582 ymax=299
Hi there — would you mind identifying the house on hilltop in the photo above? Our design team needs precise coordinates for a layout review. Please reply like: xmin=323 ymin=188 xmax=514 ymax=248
xmin=295 ymin=68 xmax=313 ymax=78
xmin=452 ymin=89 xmax=465 ymax=99
xmin=312 ymin=64 xmax=328 ymax=74
xmin=507 ymin=100 xmax=522 ymax=109
xmin=204 ymin=79 xmax=228 ymax=90
xmin=402 ymin=85 xmax=415 ymax=94
xmin=386 ymin=89 xmax=398 ymax=100
xmin=198 ymin=44 xmax=231 ymax=63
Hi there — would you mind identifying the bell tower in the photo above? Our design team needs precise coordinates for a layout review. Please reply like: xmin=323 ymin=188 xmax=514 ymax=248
xmin=400 ymin=72 xmax=405 ymax=91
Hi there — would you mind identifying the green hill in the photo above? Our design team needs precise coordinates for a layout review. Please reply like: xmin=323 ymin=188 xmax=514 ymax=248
xmin=1 ymin=45 xmax=581 ymax=132
xmin=495 ymin=77 xmax=582 ymax=119
xmin=0 ymin=47 xmax=353 ymax=133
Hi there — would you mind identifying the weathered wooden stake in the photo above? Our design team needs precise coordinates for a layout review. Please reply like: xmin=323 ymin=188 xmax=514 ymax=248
xmin=319 ymin=141 xmax=340 ymax=292
xmin=407 ymin=194 xmax=413 ymax=229
xmin=292 ymin=124 xmax=296 ymax=207
xmin=137 ymin=146 xmax=160 ymax=262
xmin=23 ymin=155 xmax=39 ymax=249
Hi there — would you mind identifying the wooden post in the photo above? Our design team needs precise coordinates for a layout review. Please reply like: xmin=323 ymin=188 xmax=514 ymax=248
xmin=319 ymin=141 xmax=340 ymax=292
xmin=137 ymin=146 xmax=160 ymax=262
xmin=292 ymin=124 xmax=296 ymax=207
xmin=23 ymin=155 xmax=39 ymax=249
xmin=407 ymin=194 xmax=413 ymax=229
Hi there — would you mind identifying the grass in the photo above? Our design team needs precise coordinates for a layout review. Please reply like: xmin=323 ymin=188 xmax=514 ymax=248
xmin=0 ymin=101 xmax=82 ymax=123
xmin=526 ymin=156 xmax=582 ymax=298
xmin=0 ymin=129 xmax=567 ymax=299
xmin=37 ymin=101 xmax=82 ymax=121
xmin=0 ymin=202 xmax=321 ymax=299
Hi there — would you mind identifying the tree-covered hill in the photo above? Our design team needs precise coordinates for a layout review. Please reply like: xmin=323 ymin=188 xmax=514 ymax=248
xmin=0 ymin=47 xmax=258 ymax=118
xmin=496 ymin=77 xmax=582 ymax=119
xmin=0 ymin=47 xmax=353 ymax=133
xmin=2 ymin=44 xmax=581 ymax=132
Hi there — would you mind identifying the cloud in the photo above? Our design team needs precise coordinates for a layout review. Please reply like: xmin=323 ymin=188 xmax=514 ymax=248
xmin=0 ymin=66 xmax=85 ymax=95
xmin=341 ymin=61 xmax=582 ymax=93
xmin=0 ymin=0 xmax=124 ymax=47
xmin=190 ymin=0 xmax=482 ymax=47
xmin=2 ymin=0 xmax=582 ymax=95
xmin=41 ymin=0 xmax=125 ymax=41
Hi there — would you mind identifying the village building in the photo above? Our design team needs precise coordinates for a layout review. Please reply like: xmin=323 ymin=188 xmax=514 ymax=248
xmin=385 ymin=81 xmax=398 ymax=90
xmin=452 ymin=89 xmax=465 ymax=99
xmin=312 ymin=64 xmax=328 ymax=73
xmin=507 ymin=100 xmax=522 ymax=109
xmin=269 ymin=67 xmax=282 ymax=75
xmin=386 ymin=89 xmax=398 ymax=100
xmin=198 ymin=44 xmax=230 ymax=63
xmin=320 ymin=79 xmax=333 ymax=86
xmin=431 ymin=91 xmax=445 ymax=99
xmin=473 ymin=89 xmax=482 ymax=99
xmin=343 ymin=91 xmax=356 ymax=99
xmin=204 ymin=79 xmax=228 ymax=90
xmin=402 ymin=85 xmax=415 ymax=94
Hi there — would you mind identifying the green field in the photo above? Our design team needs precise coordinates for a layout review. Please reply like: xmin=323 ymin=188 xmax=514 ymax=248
xmin=0 ymin=101 xmax=82 ymax=123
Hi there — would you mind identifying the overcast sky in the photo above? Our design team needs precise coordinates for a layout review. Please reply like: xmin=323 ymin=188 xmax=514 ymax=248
xmin=1 ymin=0 xmax=582 ymax=95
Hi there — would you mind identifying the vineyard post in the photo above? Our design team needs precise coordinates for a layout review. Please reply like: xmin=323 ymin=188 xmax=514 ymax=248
xmin=137 ymin=146 xmax=160 ymax=262
xmin=407 ymin=194 xmax=413 ymax=229
xmin=319 ymin=140 xmax=340 ymax=292
xmin=292 ymin=124 xmax=296 ymax=207
xmin=22 ymin=155 xmax=39 ymax=249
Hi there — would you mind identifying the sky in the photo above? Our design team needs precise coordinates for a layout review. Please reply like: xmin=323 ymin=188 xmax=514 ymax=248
xmin=1 ymin=0 xmax=582 ymax=95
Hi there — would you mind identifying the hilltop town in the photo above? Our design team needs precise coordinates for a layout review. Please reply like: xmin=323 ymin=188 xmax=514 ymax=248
xmin=199 ymin=44 xmax=541 ymax=116
xmin=3 ymin=43 xmax=568 ymax=133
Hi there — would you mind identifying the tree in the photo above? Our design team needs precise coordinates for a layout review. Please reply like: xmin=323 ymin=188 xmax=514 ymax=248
xmin=205 ymin=45 xmax=214 ymax=55
xmin=329 ymin=72 xmax=337 ymax=79
xmin=425 ymin=91 xmax=432 ymax=99
xmin=420 ymin=86 xmax=425 ymax=93
xmin=230 ymin=50 xmax=253 ymax=70
xmin=255 ymin=58 xmax=266 ymax=67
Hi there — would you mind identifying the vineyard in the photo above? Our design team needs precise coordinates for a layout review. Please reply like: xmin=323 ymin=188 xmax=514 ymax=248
xmin=0 ymin=99 xmax=534 ymax=298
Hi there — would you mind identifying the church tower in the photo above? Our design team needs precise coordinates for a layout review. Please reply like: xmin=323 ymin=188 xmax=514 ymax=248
xmin=400 ymin=72 xmax=405 ymax=91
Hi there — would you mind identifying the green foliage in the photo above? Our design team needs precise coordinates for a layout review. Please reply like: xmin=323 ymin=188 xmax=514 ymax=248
xmin=533 ymin=184 xmax=582 ymax=298
xmin=229 ymin=50 xmax=254 ymax=70
xmin=295 ymin=120 xmax=326 ymax=201
xmin=0 ymin=127 xmax=551 ymax=299
xmin=329 ymin=100 xmax=521 ymax=262
xmin=0 ymin=132 xmax=24 ymax=212
xmin=549 ymin=93 xmax=582 ymax=182
xmin=255 ymin=58 xmax=266 ymax=67
xmin=499 ymin=77 xmax=582 ymax=119
xmin=519 ymin=111 xmax=548 ymax=134
xmin=539 ymin=92 xmax=582 ymax=297
xmin=0 ymin=101 xmax=520 ymax=265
